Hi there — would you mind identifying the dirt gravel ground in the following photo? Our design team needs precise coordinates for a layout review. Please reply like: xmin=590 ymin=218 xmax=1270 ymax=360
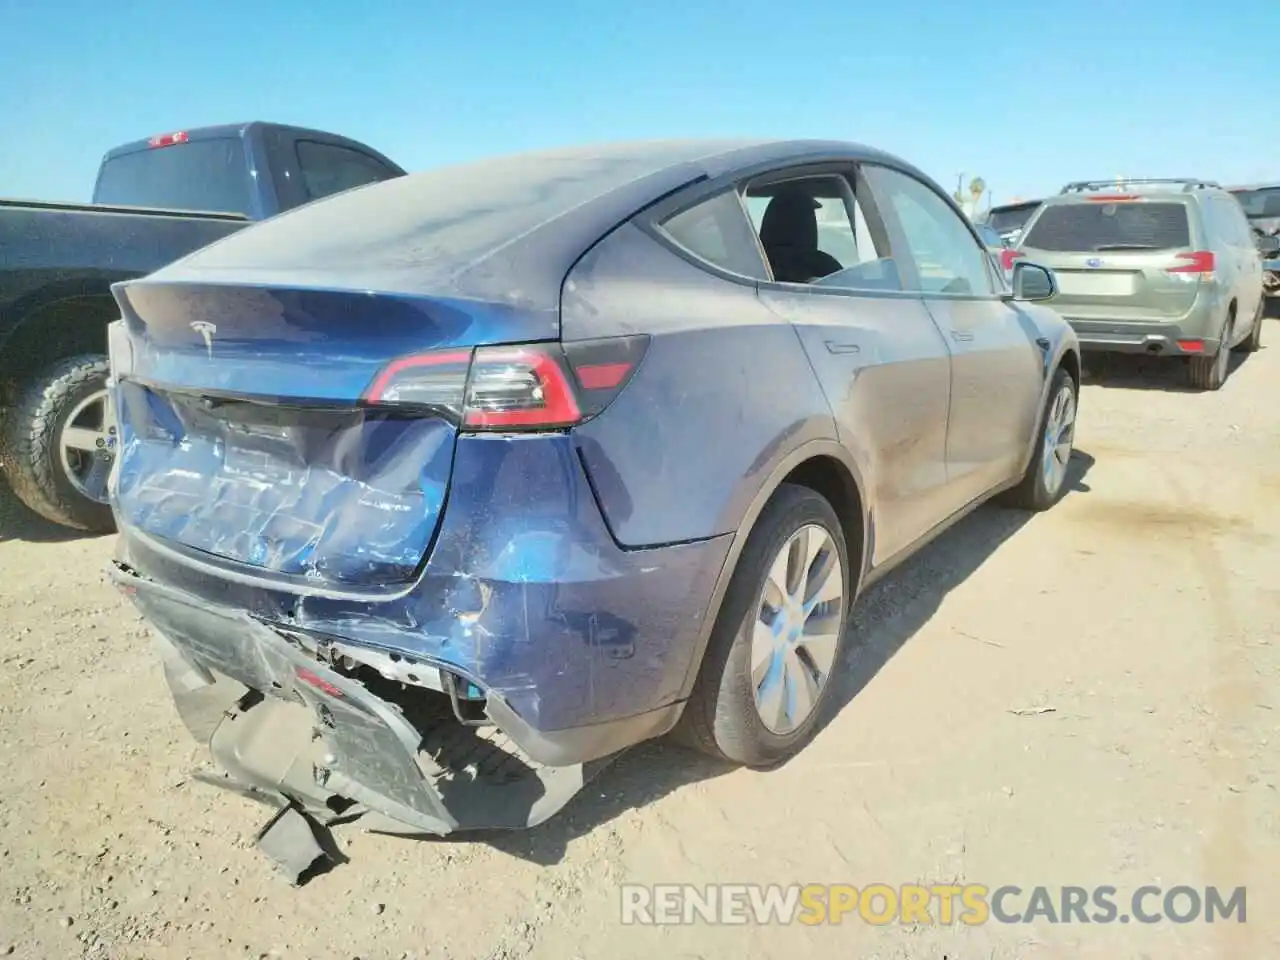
xmin=1 ymin=331 xmax=1278 ymax=960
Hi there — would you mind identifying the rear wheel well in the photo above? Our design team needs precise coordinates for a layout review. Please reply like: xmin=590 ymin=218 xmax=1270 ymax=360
xmin=779 ymin=455 xmax=865 ymax=593
xmin=1 ymin=294 xmax=116 ymax=402
xmin=1059 ymin=348 xmax=1080 ymax=391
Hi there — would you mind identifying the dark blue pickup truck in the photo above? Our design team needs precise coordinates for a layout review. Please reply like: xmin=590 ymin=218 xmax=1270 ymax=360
xmin=0 ymin=121 xmax=405 ymax=532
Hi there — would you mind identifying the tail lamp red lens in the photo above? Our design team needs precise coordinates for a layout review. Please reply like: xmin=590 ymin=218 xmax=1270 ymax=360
xmin=1166 ymin=251 xmax=1216 ymax=275
xmin=362 ymin=336 xmax=648 ymax=431
xmin=148 ymin=131 xmax=190 ymax=148
xmin=999 ymin=248 xmax=1025 ymax=271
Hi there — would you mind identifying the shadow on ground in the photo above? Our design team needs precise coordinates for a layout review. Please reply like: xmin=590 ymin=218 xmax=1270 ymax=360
xmin=467 ymin=449 xmax=1096 ymax=865
xmin=0 ymin=474 xmax=91 ymax=544
xmin=1081 ymin=331 xmax=1268 ymax=393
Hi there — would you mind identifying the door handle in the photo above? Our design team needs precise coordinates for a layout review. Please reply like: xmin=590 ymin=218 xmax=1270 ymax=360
xmin=950 ymin=330 xmax=974 ymax=342
xmin=824 ymin=341 xmax=861 ymax=355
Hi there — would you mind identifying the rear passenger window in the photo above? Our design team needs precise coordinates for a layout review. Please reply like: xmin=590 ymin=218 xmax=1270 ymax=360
xmin=657 ymin=189 xmax=770 ymax=280
xmin=742 ymin=174 xmax=902 ymax=291
xmin=1022 ymin=202 xmax=1191 ymax=252
xmin=295 ymin=140 xmax=401 ymax=202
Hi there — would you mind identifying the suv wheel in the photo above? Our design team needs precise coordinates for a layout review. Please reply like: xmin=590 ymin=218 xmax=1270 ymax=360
xmin=677 ymin=484 xmax=850 ymax=767
xmin=1237 ymin=300 xmax=1264 ymax=354
xmin=1187 ymin=313 xmax=1234 ymax=391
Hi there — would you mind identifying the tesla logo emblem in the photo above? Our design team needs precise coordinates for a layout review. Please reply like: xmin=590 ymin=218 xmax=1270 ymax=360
xmin=1085 ymin=258 xmax=1103 ymax=268
xmin=190 ymin=321 xmax=216 ymax=358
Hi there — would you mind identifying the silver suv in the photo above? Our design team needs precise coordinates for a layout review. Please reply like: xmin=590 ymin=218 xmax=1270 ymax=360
xmin=1013 ymin=178 xmax=1265 ymax=390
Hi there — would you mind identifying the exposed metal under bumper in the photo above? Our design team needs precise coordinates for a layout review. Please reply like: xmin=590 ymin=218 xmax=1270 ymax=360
xmin=111 ymin=563 xmax=619 ymax=872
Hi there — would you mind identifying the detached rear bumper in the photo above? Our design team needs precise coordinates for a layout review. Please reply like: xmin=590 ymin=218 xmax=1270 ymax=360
xmin=111 ymin=562 xmax=636 ymax=839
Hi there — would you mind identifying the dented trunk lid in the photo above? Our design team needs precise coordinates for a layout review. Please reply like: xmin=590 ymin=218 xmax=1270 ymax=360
xmin=109 ymin=280 xmax=556 ymax=589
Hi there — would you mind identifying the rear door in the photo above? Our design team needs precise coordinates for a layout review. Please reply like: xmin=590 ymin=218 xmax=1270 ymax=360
xmin=1018 ymin=198 xmax=1202 ymax=323
xmin=731 ymin=164 xmax=954 ymax=565
xmin=862 ymin=164 xmax=1044 ymax=510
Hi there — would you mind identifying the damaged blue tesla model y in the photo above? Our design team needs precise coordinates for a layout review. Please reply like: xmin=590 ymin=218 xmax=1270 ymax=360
xmin=105 ymin=138 xmax=1078 ymax=874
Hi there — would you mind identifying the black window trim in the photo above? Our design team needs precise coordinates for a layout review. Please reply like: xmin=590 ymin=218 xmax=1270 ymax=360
xmin=638 ymin=158 xmax=923 ymax=303
xmin=859 ymin=161 xmax=1004 ymax=302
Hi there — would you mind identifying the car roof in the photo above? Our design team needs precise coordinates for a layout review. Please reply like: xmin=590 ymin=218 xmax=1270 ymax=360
xmin=1039 ymin=188 xmax=1203 ymax=207
xmin=140 ymin=137 xmax=928 ymax=310
xmin=988 ymin=198 xmax=1043 ymax=213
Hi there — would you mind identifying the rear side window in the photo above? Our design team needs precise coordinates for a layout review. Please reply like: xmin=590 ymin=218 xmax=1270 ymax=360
xmin=1022 ymin=202 xmax=1191 ymax=252
xmin=742 ymin=174 xmax=901 ymax=291
xmin=987 ymin=204 xmax=1039 ymax=236
xmin=93 ymin=138 xmax=251 ymax=215
xmin=295 ymin=140 xmax=400 ymax=202
xmin=657 ymin=189 xmax=770 ymax=280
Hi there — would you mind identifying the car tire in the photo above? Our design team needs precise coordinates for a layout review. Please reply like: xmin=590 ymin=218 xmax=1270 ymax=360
xmin=1237 ymin=300 xmax=1263 ymax=354
xmin=0 ymin=355 xmax=117 ymax=534
xmin=677 ymin=483 xmax=851 ymax=768
xmin=1187 ymin=313 xmax=1234 ymax=391
xmin=1003 ymin=365 xmax=1077 ymax=512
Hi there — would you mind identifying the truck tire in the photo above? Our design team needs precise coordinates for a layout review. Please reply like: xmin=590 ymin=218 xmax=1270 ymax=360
xmin=0 ymin=355 xmax=117 ymax=533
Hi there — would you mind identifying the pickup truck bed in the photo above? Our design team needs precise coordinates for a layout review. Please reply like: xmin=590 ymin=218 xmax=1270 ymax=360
xmin=0 ymin=121 xmax=404 ymax=533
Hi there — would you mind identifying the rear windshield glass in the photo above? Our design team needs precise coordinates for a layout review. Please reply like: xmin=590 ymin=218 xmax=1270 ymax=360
xmin=1021 ymin=201 xmax=1190 ymax=252
xmin=93 ymin=138 xmax=250 ymax=215
xmin=1232 ymin=187 xmax=1280 ymax=220
xmin=987 ymin=205 xmax=1039 ymax=235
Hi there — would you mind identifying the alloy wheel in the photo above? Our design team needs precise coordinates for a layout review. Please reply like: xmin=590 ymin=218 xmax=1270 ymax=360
xmin=749 ymin=524 xmax=845 ymax=735
xmin=58 ymin=388 xmax=118 ymax=504
xmin=1041 ymin=382 xmax=1076 ymax=498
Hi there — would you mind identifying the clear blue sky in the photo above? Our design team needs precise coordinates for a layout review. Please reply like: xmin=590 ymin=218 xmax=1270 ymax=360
xmin=1 ymin=0 xmax=1272 ymax=206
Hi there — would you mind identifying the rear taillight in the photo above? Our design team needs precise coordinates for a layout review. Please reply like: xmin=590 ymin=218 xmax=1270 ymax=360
xmin=148 ymin=131 xmax=189 ymax=148
xmin=362 ymin=336 xmax=647 ymax=431
xmin=999 ymin=248 xmax=1025 ymax=271
xmin=463 ymin=345 xmax=582 ymax=428
xmin=1166 ymin=251 xmax=1215 ymax=279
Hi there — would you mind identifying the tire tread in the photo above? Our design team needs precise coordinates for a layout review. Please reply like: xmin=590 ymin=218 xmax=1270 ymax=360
xmin=0 ymin=355 xmax=114 ymax=533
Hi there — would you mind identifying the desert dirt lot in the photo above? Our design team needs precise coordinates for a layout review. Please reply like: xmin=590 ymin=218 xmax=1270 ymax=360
xmin=2 ymin=331 xmax=1278 ymax=960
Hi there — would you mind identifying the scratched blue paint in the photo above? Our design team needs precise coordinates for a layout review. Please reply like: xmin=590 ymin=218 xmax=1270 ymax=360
xmin=116 ymin=432 xmax=731 ymax=731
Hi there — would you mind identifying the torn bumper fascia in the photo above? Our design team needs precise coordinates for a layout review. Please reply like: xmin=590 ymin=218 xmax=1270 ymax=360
xmin=122 ymin=565 xmax=618 ymax=837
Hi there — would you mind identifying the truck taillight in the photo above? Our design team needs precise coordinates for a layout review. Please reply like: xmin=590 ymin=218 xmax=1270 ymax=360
xmin=1166 ymin=251 xmax=1215 ymax=279
xmin=362 ymin=337 xmax=648 ymax=431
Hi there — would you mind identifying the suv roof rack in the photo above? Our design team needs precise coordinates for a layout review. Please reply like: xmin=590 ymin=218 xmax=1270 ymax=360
xmin=1059 ymin=178 xmax=1221 ymax=194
